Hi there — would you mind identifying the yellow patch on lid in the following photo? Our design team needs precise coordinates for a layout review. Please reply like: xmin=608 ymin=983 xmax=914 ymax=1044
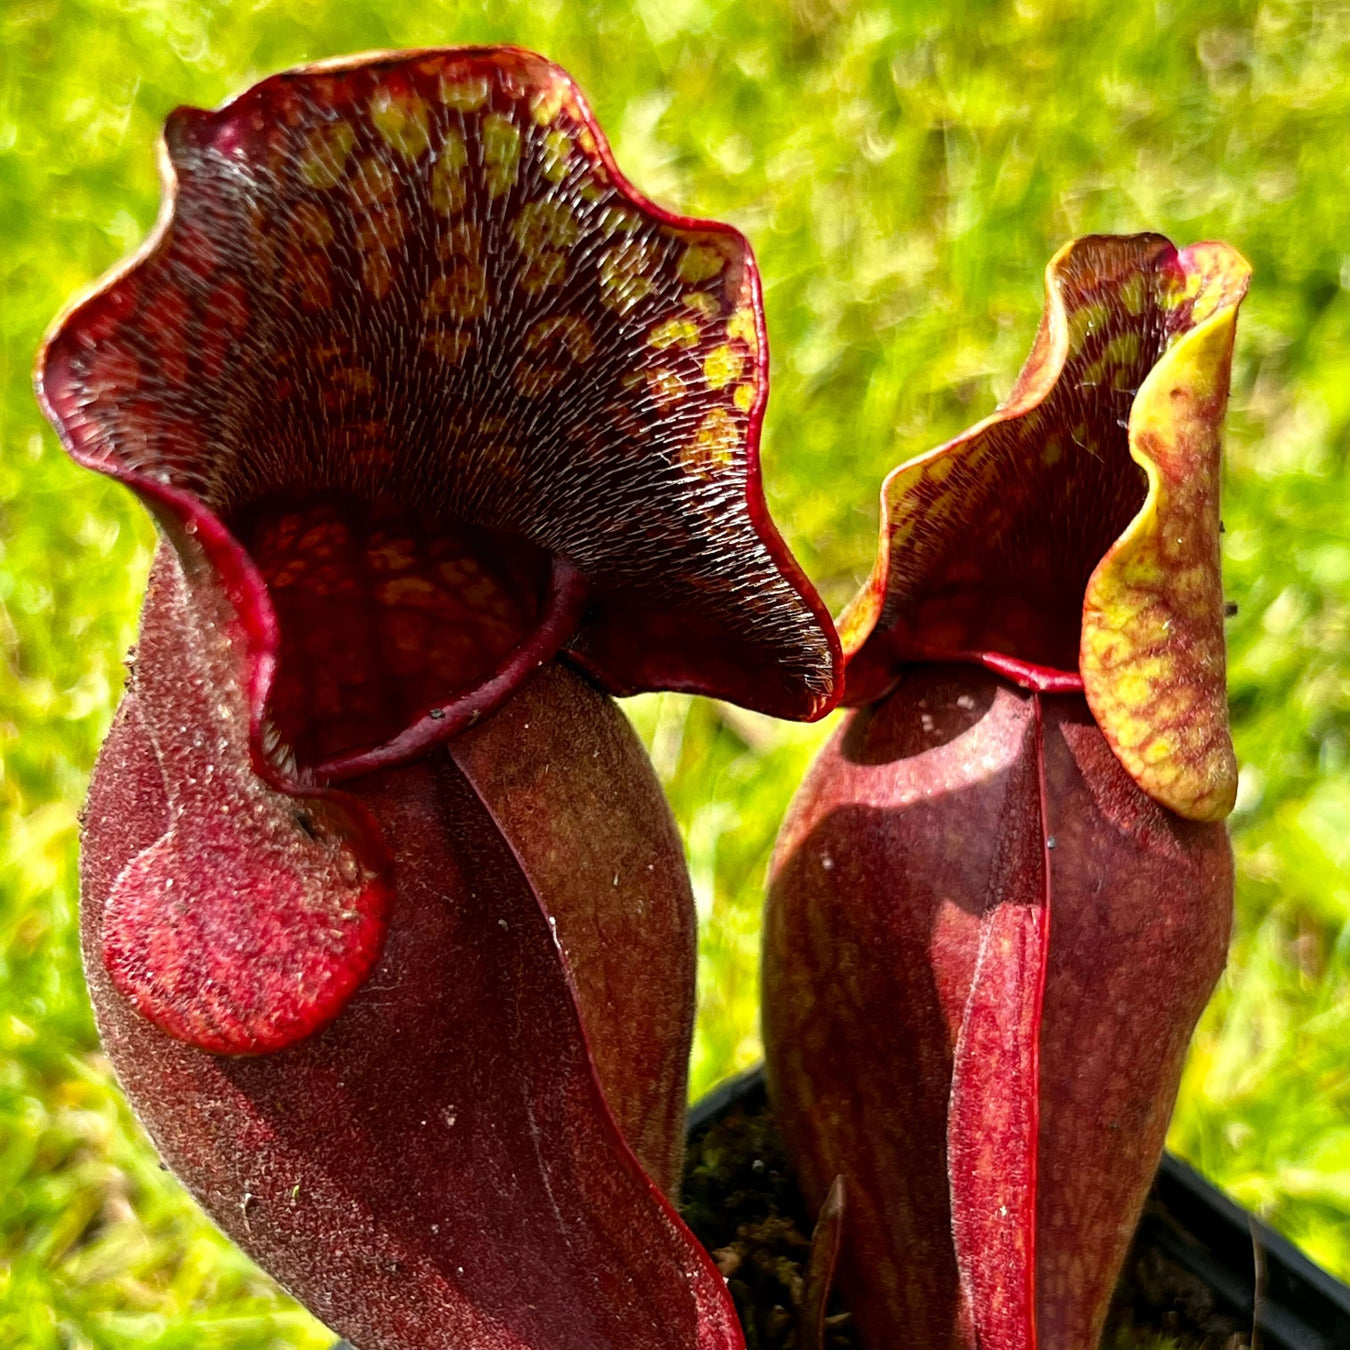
xmin=514 ymin=362 xmax=566 ymax=399
xmin=601 ymin=205 xmax=643 ymax=235
xmin=703 ymin=344 xmax=743 ymax=391
xmin=439 ymin=73 xmax=490 ymax=111
xmin=525 ymin=314 xmax=594 ymax=364
xmin=643 ymin=367 xmax=686 ymax=412
xmin=438 ymin=219 xmax=483 ymax=263
xmin=648 ymin=316 xmax=701 ymax=350
xmin=292 ymin=201 xmax=335 ymax=249
xmin=519 ymin=255 xmax=569 ymax=294
xmin=512 ymin=200 xmax=580 ymax=294
xmin=350 ymin=155 xmax=397 ymax=208
xmin=727 ymin=307 xmax=758 ymax=354
xmin=371 ymin=88 xmax=431 ymax=161
xmin=682 ymin=291 xmax=720 ymax=319
xmin=328 ymin=364 xmax=374 ymax=397
xmin=424 ymin=263 xmax=488 ymax=322
xmin=529 ymin=83 xmax=566 ymax=126
xmin=359 ymin=246 xmax=396 ymax=301
xmin=540 ymin=128 xmax=572 ymax=184
xmin=599 ymin=239 xmax=657 ymax=313
xmin=430 ymin=131 xmax=469 ymax=216
xmin=354 ymin=204 xmax=404 ymax=301
xmin=678 ymin=243 xmax=726 ymax=285
xmin=1117 ymin=272 xmax=1147 ymax=317
xmin=682 ymin=407 xmax=739 ymax=477
xmin=296 ymin=257 xmax=332 ymax=311
xmin=1101 ymin=330 xmax=1142 ymax=377
xmin=511 ymin=199 xmax=580 ymax=259
xmin=1065 ymin=298 xmax=1110 ymax=348
xmin=357 ymin=207 xmax=404 ymax=250
xmin=514 ymin=315 xmax=594 ymax=398
xmin=301 ymin=123 xmax=356 ymax=189
xmin=482 ymin=113 xmax=521 ymax=199
xmin=1081 ymin=244 xmax=1251 ymax=821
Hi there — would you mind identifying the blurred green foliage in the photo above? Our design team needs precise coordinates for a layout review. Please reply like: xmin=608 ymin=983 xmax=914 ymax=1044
xmin=2 ymin=0 xmax=1348 ymax=1343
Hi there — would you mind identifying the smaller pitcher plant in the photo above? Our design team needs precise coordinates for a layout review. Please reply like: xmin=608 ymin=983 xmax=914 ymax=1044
xmin=764 ymin=234 xmax=1248 ymax=1350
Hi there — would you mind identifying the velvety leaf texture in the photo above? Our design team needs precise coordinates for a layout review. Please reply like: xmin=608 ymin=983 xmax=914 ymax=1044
xmin=102 ymin=548 xmax=393 ymax=1053
xmin=83 ymin=667 xmax=743 ymax=1350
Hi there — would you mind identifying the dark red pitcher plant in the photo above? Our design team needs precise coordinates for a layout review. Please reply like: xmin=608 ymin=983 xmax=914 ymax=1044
xmin=763 ymin=235 xmax=1248 ymax=1349
xmin=37 ymin=47 xmax=842 ymax=1350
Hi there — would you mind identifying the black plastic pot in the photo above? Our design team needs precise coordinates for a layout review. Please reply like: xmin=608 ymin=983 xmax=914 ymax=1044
xmin=330 ymin=1062 xmax=1350 ymax=1349
xmin=688 ymin=1064 xmax=1350 ymax=1350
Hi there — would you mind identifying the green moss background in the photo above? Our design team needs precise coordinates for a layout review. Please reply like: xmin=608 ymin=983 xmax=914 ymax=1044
xmin=2 ymin=0 xmax=1348 ymax=1343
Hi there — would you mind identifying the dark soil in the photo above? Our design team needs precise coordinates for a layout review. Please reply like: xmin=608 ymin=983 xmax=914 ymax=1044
xmin=679 ymin=1084 xmax=1251 ymax=1350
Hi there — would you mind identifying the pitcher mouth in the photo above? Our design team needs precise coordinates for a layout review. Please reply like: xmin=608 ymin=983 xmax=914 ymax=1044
xmin=230 ymin=491 xmax=588 ymax=781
